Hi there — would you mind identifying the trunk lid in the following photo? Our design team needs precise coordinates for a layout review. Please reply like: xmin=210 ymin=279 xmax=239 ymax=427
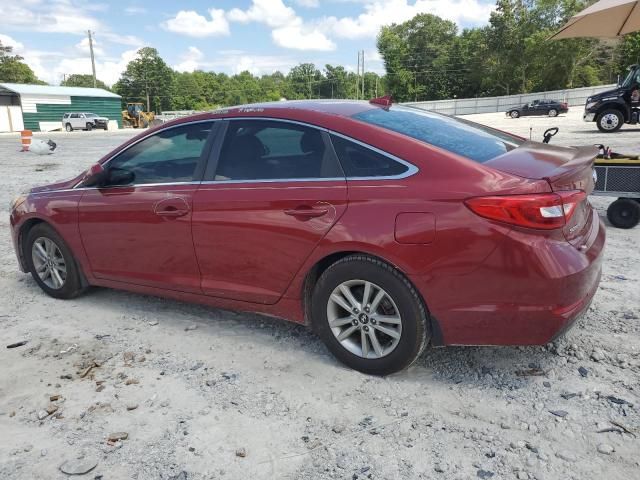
xmin=485 ymin=142 xmax=598 ymax=245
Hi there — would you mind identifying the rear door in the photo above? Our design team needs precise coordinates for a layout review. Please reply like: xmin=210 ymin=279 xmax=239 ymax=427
xmin=78 ymin=120 xmax=217 ymax=292
xmin=192 ymin=119 xmax=347 ymax=304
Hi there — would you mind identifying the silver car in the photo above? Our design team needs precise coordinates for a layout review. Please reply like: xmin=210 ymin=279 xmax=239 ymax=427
xmin=62 ymin=112 xmax=109 ymax=131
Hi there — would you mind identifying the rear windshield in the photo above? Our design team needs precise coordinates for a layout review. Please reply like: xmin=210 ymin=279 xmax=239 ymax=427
xmin=352 ymin=105 xmax=524 ymax=163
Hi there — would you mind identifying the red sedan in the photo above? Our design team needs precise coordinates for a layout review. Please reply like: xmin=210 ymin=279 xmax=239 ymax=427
xmin=9 ymin=100 xmax=605 ymax=375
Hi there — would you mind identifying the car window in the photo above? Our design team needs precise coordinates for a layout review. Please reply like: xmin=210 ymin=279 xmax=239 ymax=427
xmin=105 ymin=121 xmax=214 ymax=186
xmin=71 ymin=113 xmax=79 ymax=118
xmin=330 ymin=134 xmax=409 ymax=178
xmin=214 ymin=120 xmax=343 ymax=181
xmin=352 ymin=105 xmax=524 ymax=164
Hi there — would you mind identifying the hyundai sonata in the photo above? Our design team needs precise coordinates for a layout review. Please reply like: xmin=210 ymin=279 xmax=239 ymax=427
xmin=9 ymin=99 xmax=605 ymax=375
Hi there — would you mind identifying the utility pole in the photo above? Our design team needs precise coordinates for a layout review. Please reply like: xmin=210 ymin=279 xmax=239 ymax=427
xmin=355 ymin=52 xmax=360 ymax=100
xmin=375 ymin=76 xmax=378 ymax=98
xmin=87 ymin=30 xmax=97 ymax=88
xmin=361 ymin=50 xmax=365 ymax=99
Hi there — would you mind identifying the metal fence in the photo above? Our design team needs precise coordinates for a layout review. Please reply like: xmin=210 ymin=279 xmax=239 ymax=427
xmin=403 ymin=84 xmax=616 ymax=116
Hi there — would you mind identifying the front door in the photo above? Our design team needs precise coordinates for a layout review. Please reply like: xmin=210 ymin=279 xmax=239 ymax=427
xmin=192 ymin=119 xmax=348 ymax=304
xmin=78 ymin=121 xmax=216 ymax=292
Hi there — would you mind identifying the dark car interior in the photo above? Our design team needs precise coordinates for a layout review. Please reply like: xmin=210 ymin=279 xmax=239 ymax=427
xmin=215 ymin=123 xmax=342 ymax=180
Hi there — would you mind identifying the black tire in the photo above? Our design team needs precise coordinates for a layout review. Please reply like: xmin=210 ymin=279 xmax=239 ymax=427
xmin=510 ymin=110 xmax=520 ymax=119
xmin=86 ymin=123 xmax=93 ymax=131
xmin=311 ymin=255 xmax=429 ymax=375
xmin=596 ymin=109 xmax=623 ymax=132
xmin=607 ymin=198 xmax=640 ymax=229
xmin=65 ymin=123 xmax=72 ymax=132
xmin=24 ymin=223 xmax=86 ymax=299
xmin=548 ymin=108 xmax=558 ymax=117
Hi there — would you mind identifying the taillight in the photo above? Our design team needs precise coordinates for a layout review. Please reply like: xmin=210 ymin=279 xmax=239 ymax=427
xmin=465 ymin=190 xmax=586 ymax=230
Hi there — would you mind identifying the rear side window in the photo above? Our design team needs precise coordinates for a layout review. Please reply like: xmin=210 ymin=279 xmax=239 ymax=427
xmin=214 ymin=120 xmax=343 ymax=181
xmin=352 ymin=105 xmax=523 ymax=163
xmin=330 ymin=135 xmax=409 ymax=178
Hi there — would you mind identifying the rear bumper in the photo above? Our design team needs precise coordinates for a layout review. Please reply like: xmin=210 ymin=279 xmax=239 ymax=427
xmin=412 ymin=214 xmax=605 ymax=346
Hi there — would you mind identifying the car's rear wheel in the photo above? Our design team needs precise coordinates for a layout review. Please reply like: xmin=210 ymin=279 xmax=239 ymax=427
xmin=311 ymin=255 xmax=429 ymax=375
xmin=597 ymin=109 xmax=623 ymax=132
xmin=25 ymin=223 xmax=85 ymax=299
xmin=607 ymin=198 xmax=640 ymax=229
xmin=548 ymin=109 xmax=558 ymax=117
xmin=510 ymin=110 xmax=520 ymax=118
xmin=65 ymin=123 xmax=72 ymax=132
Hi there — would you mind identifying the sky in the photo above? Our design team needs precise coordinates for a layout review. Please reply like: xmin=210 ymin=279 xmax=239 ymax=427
xmin=0 ymin=0 xmax=496 ymax=86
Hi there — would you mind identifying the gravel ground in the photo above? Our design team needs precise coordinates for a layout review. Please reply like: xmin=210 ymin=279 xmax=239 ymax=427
xmin=0 ymin=118 xmax=638 ymax=480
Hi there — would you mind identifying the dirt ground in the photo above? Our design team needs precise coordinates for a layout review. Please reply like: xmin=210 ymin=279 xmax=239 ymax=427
xmin=0 ymin=113 xmax=639 ymax=480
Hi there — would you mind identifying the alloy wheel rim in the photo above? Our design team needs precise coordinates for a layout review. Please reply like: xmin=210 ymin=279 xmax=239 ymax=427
xmin=326 ymin=279 xmax=402 ymax=359
xmin=602 ymin=114 xmax=619 ymax=130
xmin=32 ymin=237 xmax=66 ymax=289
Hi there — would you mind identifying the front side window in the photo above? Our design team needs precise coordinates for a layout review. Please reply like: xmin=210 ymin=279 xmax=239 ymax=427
xmin=330 ymin=135 xmax=409 ymax=178
xmin=352 ymin=105 xmax=524 ymax=163
xmin=214 ymin=120 xmax=342 ymax=181
xmin=105 ymin=121 xmax=214 ymax=186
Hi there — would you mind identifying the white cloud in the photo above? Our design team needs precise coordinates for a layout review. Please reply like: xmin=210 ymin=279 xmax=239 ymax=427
xmin=0 ymin=2 xmax=101 ymax=35
xmin=75 ymin=37 xmax=105 ymax=56
xmin=174 ymin=46 xmax=204 ymax=72
xmin=228 ymin=0 xmax=297 ymax=28
xmin=100 ymin=32 xmax=144 ymax=47
xmin=124 ymin=5 xmax=147 ymax=15
xmin=318 ymin=0 xmax=494 ymax=39
xmin=272 ymin=20 xmax=336 ymax=51
xmin=295 ymin=0 xmax=320 ymax=7
xmin=228 ymin=0 xmax=335 ymax=51
xmin=0 ymin=34 xmax=24 ymax=52
xmin=162 ymin=9 xmax=230 ymax=37
xmin=53 ymin=49 xmax=139 ymax=86
xmin=173 ymin=48 xmax=303 ymax=76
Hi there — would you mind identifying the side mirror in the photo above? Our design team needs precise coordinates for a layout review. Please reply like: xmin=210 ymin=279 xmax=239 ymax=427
xmin=107 ymin=167 xmax=135 ymax=186
xmin=79 ymin=163 xmax=106 ymax=187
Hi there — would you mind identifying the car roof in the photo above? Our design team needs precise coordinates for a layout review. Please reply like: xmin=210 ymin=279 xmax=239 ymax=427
xmin=166 ymin=100 xmax=381 ymax=125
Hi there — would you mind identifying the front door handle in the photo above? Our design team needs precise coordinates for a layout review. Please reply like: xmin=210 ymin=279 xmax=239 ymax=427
xmin=156 ymin=206 xmax=189 ymax=217
xmin=284 ymin=207 xmax=328 ymax=218
xmin=154 ymin=197 xmax=190 ymax=218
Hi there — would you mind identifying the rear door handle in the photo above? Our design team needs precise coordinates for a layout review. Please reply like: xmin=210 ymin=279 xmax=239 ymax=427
xmin=284 ymin=207 xmax=329 ymax=218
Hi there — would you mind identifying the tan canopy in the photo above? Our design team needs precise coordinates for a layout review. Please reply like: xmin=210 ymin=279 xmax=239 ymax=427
xmin=550 ymin=0 xmax=640 ymax=39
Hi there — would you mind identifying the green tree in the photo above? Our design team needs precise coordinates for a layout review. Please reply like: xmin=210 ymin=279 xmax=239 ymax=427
xmin=0 ymin=41 xmax=46 ymax=84
xmin=112 ymin=47 xmax=174 ymax=113
xmin=61 ymin=73 xmax=109 ymax=90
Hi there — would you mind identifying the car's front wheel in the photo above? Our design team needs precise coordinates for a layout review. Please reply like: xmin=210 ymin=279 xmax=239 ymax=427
xmin=311 ymin=255 xmax=429 ymax=375
xmin=548 ymin=109 xmax=558 ymax=117
xmin=597 ymin=109 xmax=623 ymax=132
xmin=25 ymin=223 xmax=85 ymax=299
xmin=86 ymin=123 xmax=93 ymax=131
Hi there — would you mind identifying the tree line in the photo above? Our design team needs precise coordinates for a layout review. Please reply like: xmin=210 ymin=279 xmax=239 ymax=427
xmin=3 ymin=0 xmax=640 ymax=110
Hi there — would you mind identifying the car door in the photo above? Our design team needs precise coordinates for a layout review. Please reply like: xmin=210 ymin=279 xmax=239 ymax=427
xmin=78 ymin=120 xmax=217 ymax=292
xmin=192 ymin=119 xmax=348 ymax=304
xmin=70 ymin=113 xmax=80 ymax=129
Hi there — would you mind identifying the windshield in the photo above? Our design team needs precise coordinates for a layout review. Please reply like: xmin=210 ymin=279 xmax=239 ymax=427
xmin=352 ymin=105 xmax=524 ymax=163
xmin=621 ymin=66 xmax=639 ymax=87
xmin=85 ymin=113 xmax=97 ymax=118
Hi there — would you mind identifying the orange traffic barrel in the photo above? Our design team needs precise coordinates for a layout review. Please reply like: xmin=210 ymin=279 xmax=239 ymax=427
xmin=21 ymin=130 xmax=32 ymax=151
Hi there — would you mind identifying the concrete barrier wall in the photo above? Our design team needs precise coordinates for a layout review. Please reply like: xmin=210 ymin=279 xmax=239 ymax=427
xmin=403 ymin=84 xmax=616 ymax=115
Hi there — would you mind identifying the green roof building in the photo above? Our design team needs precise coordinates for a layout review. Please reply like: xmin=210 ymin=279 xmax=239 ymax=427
xmin=0 ymin=83 xmax=122 ymax=132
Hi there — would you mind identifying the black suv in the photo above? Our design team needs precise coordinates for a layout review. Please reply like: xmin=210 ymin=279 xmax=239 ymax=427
xmin=506 ymin=99 xmax=568 ymax=118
